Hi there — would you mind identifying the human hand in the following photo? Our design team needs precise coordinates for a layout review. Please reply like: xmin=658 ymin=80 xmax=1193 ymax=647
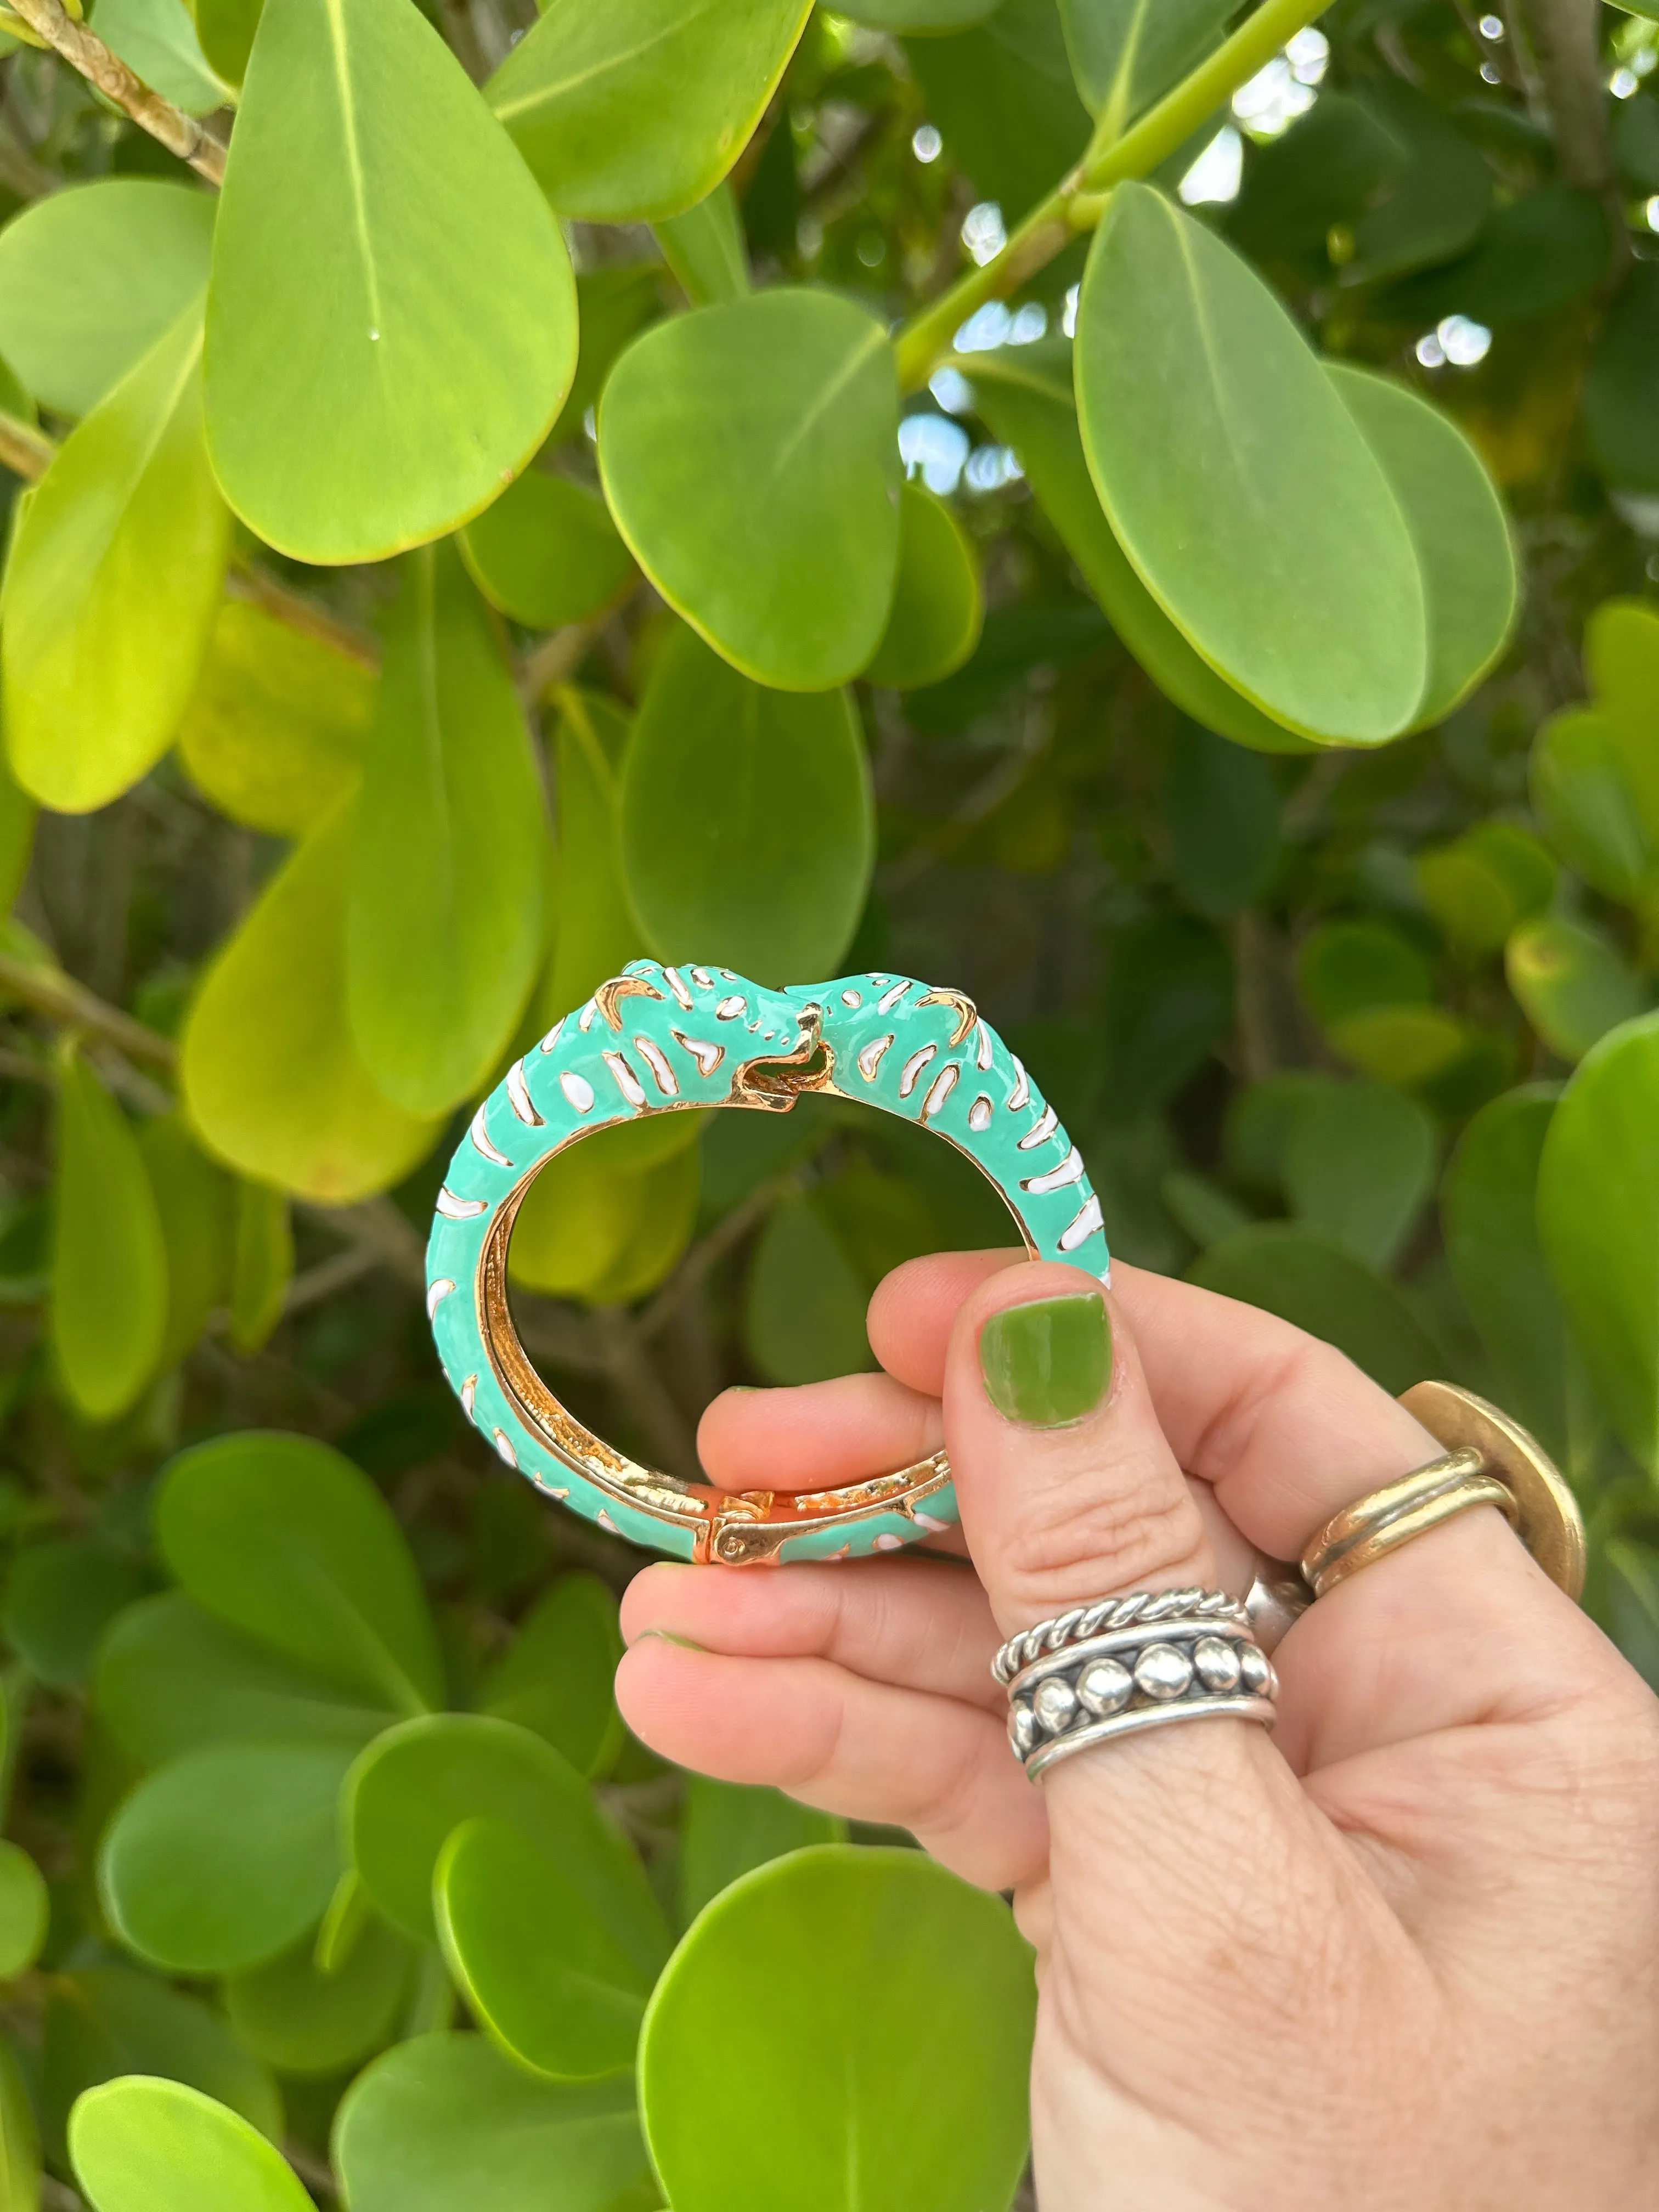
xmin=617 ymin=1252 xmax=1659 ymax=2211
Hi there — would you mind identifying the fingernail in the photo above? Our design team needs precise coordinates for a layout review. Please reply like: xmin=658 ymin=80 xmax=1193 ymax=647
xmin=979 ymin=1293 xmax=1111 ymax=1429
xmin=633 ymin=1628 xmax=705 ymax=1651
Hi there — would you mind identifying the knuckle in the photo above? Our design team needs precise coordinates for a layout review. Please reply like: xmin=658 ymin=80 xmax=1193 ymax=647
xmin=999 ymin=1445 xmax=1206 ymax=1611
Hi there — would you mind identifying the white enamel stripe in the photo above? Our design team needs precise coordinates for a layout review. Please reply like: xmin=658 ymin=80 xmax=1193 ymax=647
xmin=436 ymin=1188 xmax=488 ymax=1220
xmin=716 ymin=995 xmax=746 ymax=1019
xmin=898 ymin=1043 xmax=936 ymax=1098
xmin=672 ymin=1029 xmax=724 ymax=1076
xmin=857 ymin=1034 xmax=893 ymax=1081
xmin=1021 ymin=1146 xmax=1084 ymax=1195
xmin=577 ymin=1000 xmax=598 ymax=1031
xmin=876 ymin=980 xmax=911 ymax=1014
xmin=968 ymin=1094 xmax=992 ymax=1132
xmin=1008 ymin=1058 xmax=1030 ymax=1111
xmin=663 ymin=966 xmax=694 ymax=1010
xmin=426 ymin=1277 xmax=455 ymax=1318
xmin=921 ymin=1062 xmax=958 ymax=1121
xmin=1059 ymin=1193 xmax=1105 ymax=1252
xmin=493 ymin=1429 xmax=517 ymax=1467
xmin=460 ymin=1373 xmax=476 ymax=1417
xmin=635 ymin=1035 xmax=679 ymax=1097
xmin=840 ymin=988 xmax=862 ymax=1006
xmin=469 ymin=1104 xmax=513 ymax=1168
xmin=1017 ymin=1103 xmax=1058 ymax=1150
xmin=506 ymin=1060 xmax=544 ymax=1126
xmin=602 ymin=1051 xmax=647 ymax=1107
xmin=560 ymin=1070 xmax=595 ymax=1113
xmin=975 ymin=1023 xmax=993 ymax=1071
xmin=537 ymin=1018 xmax=565 ymax=1053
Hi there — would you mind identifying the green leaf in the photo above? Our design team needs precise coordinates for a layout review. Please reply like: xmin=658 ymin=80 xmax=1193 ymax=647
xmin=678 ymin=1777 xmax=843 ymax=1925
xmin=460 ymin=474 xmax=635 ymax=631
xmin=1327 ymin=365 xmax=1516 ymax=727
xmin=1584 ymin=597 xmax=1659 ymax=840
xmin=507 ymin=1124 xmax=700 ymax=1300
xmin=44 ymin=1968 xmax=281 ymax=2159
xmin=1163 ymin=721 xmax=1280 ymax=918
xmin=1101 ymin=914 xmax=1232 ymax=1116
xmin=866 ymin=483 xmax=983 ymax=690
xmin=836 ymin=0 xmax=992 ymax=24
xmin=155 ymin=1431 xmax=444 ymax=1714
xmin=641 ymin=1845 xmax=1035 ymax=2212
xmin=94 ymin=1593 xmax=394 ymax=1767
xmin=4 ymin=304 xmax=229 ymax=814
xmin=0 ymin=1843 xmax=46 ymax=1979
xmin=346 ymin=542 xmax=545 ymax=1114
xmin=0 ymin=181 xmax=214 ymax=418
xmin=1226 ymin=93 xmax=1408 ymax=263
xmin=1415 ymin=820 xmax=1558 ymax=953
xmin=1344 ymin=78 xmax=1492 ymax=286
xmin=487 ymin=0 xmax=811 ymax=223
xmin=904 ymin=3 xmax=1091 ymax=221
xmin=1530 ymin=707 xmax=1651 ymax=902
xmin=966 ymin=348 xmax=1313 ymax=753
xmin=195 ymin=0 xmax=261 ymax=81
xmin=4 ymin=1539 xmax=145 ymax=1688
xmin=99 ymin=1740 xmax=356 ymax=1973
xmin=1538 ymin=1011 xmax=1659 ymax=1468
xmin=552 ymin=267 xmax=663 ymax=450
xmin=1187 ymin=1225 xmax=1446 ymax=1395
xmin=70 ymin=2079 xmax=311 ymax=2212
xmin=654 ymin=182 xmax=752 ymax=306
xmin=1506 ymin=915 xmax=1644 ymax=1063
xmin=1280 ymin=1078 xmax=1437 ymax=1271
xmin=1297 ymin=918 xmax=1433 ymax=1028
xmin=599 ymin=290 xmax=900 ymax=691
xmin=224 ymin=1915 xmax=410 ymax=2076
xmin=138 ymin=1116 xmax=233 ymax=1372
xmin=1386 ymin=185 xmax=1607 ymax=331
xmin=544 ymin=695 xmax=648 ymax=1023
xmin=0 ymin=757 xmax=35 ymax=919
xmin=620 ymin=625 xmax=873 ymax=981
xmin=180 ymin=802 xmax=444 ymax=1201
xmin=92 ymin=0 xmax=229 ymax=112
xmin=1442 ymin=1084 xmax=1568 ymax=1455
xmin=1328 ymin=1005 xmax=1468 ymax=1088
xmin=744 ymin=1192 xmax=874 ymax=1384
xmin=1058 ymin=0 xmax=1231 ymax=130
xmin=50 ymin=1050 xmax=167 ymax=1423
xmin=205 ymin=0 xmax=577 ymax=565
xmin=479 ymin=1574 xmax=624 ymax=1778
xmin=343 ymin=1714 xmax=670 ymax=1958
xmin=0 ymin=2039 xmax=39 ymax=2211
xmin=228 ymin=1181 xmax=291 ymax=1354
xmin=176 ymin=600 xmax=374 ymax=837
xmin=332 ymin=2033 xmax=650 ymax=2212
xmin=437 ymin=1818 xmax=651 ymax=2080
xmin=1077 ymin=184 xmax=1426 ymax=743
xmin=1586 ymin=261 xmax=1659 ymax=493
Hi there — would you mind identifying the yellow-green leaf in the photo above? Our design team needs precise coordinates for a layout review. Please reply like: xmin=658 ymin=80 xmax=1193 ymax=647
xmin=50 ymin=1049 xmax=168 ymax=1423
xmin=138 ymin=1115 xmax=234 ymax=1371
xmin=866 ymin=482 xmax=982 ymax=690
xmin=181 ymin=803 xmax=443 ymax=1201
xmin=229 ymin=1181 xmax=292 ymax=1353
xmin=459 ymin=474 xmax=635 ymax=633
xmin=4 ymin=303 xmax=229 ymax=813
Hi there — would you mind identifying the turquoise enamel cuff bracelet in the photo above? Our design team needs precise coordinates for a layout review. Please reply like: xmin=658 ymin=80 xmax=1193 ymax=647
xmin=426 ymin=962 xmax=1109 ymax=1565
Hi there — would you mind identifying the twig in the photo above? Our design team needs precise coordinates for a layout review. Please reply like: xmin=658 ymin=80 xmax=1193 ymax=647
xmin=1511 ymin=0 xmax=1611 ymax=191
xmin=638 ymin=1171 xmax=799 ymax=1341
xmin=0 ymin=1045 xmax=52 ymax=1089
xmin=282 ymin=1243 xmax=383 ymax=1315
xmin=299 ymin=1195 xmax=428 ymax=1290
xmin=0 ymin=950 xmax=178 ymax=1071
xmin=0 ymin=408 xmax=53 ymax=482
xmin=516 ymin=608 xmax=615 ymax=706
xmin=6 ymin=0 xmax=227 ymax=183
xmin=227 ymin=562 xmax=379 ymax=670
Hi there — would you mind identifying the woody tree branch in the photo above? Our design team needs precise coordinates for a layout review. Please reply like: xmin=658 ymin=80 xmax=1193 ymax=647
xmin=4 ymin=0 xmax=226 ymax=184
xmin=1513 ymin=0 xmax=1611 ymax=190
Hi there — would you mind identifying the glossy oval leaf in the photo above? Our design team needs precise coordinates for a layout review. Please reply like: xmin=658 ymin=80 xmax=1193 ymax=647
xmin=0 ymin=180 xmax=214 ymax=419
xmin=0 ymin=1842 xmax=47 ymax=1978
xmin=1059 ymin=0 xmax=1232 ymax=128
xmin=228 ymin=1180 xmax=292 ymax=1353
xmin=1076 ymin=183 xmax=1426 ymax=742
xmin=1530 ymin=706 xmax=1651 ymax=903
xmin=69 ymin=2079 xmax=311 ymax=2212
xmin=1505 ymin=914 xmax=1645 ymax=1063
xmin=196 ymin=0 xmax=262 ymax=81
xmin=94 ymin=1592 xmax=394 ymax=1768
xmin=346 ymin=541 xmax=546 ymax=1114
xmin=176 ymin=600 xmax=374 ymax=837
xmin=225 ymin=1916 xmax=410 ymax=2077
xmin=94 ymin=0 xmax=230 ymax=112
xmin=1281 ymin=1077 xmax=1437 ymax=1271
xmin=460 ymin=472 xmax=635 ymax=630
xmin=1441 ymin=1084 xmax=1567 ymax=1455
xmin=1538 ymin=1013 xmax=1659 ymax=1469
xmin=678 ymin=1776 xmax=843 ymax=1926
xmin=4 ymin=304 xmax=230 ymax=814
xmin=4 ymin=1538 xmax=145 ymax=1687
xmin=743 ymin=1192 xmax=874 ymax=1384
xmin=866 ymin=482 xmax=982 ymax=689
xmin=544 ymin=693 xmax=648 ymax=1022
xmin=180 ymin=802 xmax=444 ymax=1201
xmin=99 ymin=1740 xmax=356 ymax=1974
xmin=0 ymin=2039 xmax=40 ymax=2209
xmin=654 ymin=181 xmax=751 ymax=306
xmin=965 ymin=349 xmax=1313 ymax=753
xmin=479 ymin=1573 xmax=624 ymax=1777
xmin=599 ymin=289 xmax=900 ymax=690
xmin=571 ymin=1138 xmax=701 ymax=1302
xmin=205 ymin=0 xmax=577 ymax=563
xmin=50 ymin=1050 xmax=167 ymax=1424
xmin=138 ymin=1115 xmax=233 ymax=1373
xmin=332 ymin=2033 xmax=649 ymax=2212
xmin=641 ymin=1845 xmax=1035 ymax=2212
xmin=1327 ymin=364 xmax=1516 ymax=727
xmin=1188 ymin=1224 xmax=1444 ymax=1395
xmin=343 ymin=1714 xmax=670 ymax=1959
xmin=156 ymin=1431 xmax=443 ymax=1714
xmin=487 ymin=0 xmax=811 ymax=223
xmin=437 ymin=1818 xmax=651 ymax=2079
xmin=507 ymin=1121 xmax=701 ymax=1299
xmin=620 ymin=625 xmax=872 ymax=981
xmin=44 ymin=1968 xmax=281 ymax=2159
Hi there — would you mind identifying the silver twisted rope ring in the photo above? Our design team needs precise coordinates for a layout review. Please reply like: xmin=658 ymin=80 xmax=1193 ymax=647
xmin=991 ymin=1585 xmax=1249 ymax=1687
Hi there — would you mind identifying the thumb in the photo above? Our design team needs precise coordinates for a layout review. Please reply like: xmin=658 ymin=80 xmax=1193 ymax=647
xmin=943 ymin=1264 xmax=1381 ymax=2070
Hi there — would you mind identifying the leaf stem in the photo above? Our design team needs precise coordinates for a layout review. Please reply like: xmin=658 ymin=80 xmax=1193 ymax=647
xmin=5 ymin=0 xmax=226 ymax=184
xmin=0 ymin=409 xmax=53 ymax=482
xmin=891 ymin=0 xmax=1332 ymax=392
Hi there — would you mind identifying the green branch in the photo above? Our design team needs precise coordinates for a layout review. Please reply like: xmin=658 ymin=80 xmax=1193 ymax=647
xmin=892 ymin=0 xmax=1332 ymax=392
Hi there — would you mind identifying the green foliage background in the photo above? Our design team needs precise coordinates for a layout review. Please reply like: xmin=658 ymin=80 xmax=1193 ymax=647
xmin=0 ymin=0 xmax=1649 ymax=2201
